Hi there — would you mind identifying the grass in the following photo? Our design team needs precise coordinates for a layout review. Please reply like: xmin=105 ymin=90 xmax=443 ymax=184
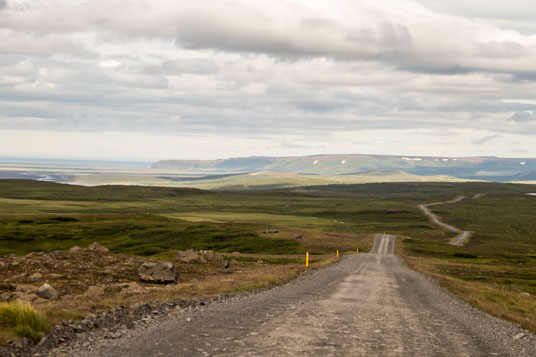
xmin=0 ymin=179 xmax=535 ymax=336
xmin=0 ymin=214 xmax=303 ymax=256
xmin=398 ymin=192 xmax=536 ymax=332
xmin=0 ymin=302 xmax=50 ymax=342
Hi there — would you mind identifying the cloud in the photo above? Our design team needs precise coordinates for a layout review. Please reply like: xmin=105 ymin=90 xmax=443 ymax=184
xmin=1 ymin=1 xmax=536 ymax=159
xmin=145 ymin=59 xmax=219 ymax=75
xmin=473 ymin=133 xmax=501 ymax=145
xmin=3 ymin=1 xmax=536 ymax=74
xmin=509 ymin=111 xmax=536 ymax=122
xmin=417 ymin=1 xmax=536 ymax=33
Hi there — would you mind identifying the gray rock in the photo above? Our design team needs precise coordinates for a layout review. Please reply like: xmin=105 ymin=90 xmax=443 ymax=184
xmin=8 ymin=273 xmax=25 ymax=281
xmin=15 ymin=284 xmax=38 ymax=293
xmin=28 ymin=272 xmax=43 ymax=282
xmin=263 ymin=229 xmax=279 ymax=234
xmin=69 ymin=246 xmax=83 ymax=253
xmin=514 ymin=332 xmax=526 ymax=340
xmin=38 ymin=283 xmax=59 ymax=300
xmin=87 ymin=242 xmax=109 ymax=253
xmin=18 ymin=293 xmax=39 ymax=302
xmin=176 ymin=249 xmax=201 ymax=264
xmin=84 ymin=286 xmax=105 ymax=297
xmin=138 ymin=262 xmax=178 ymax=283
xmin=0 ymin=292 xmax=12 ymax=301
xmin=202 ymin=251 xmax=224 ymax=264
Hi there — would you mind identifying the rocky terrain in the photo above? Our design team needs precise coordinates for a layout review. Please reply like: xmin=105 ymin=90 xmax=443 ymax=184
xmin=0 ymin=243 xmax=310 ymax=355
xmin=0 ymin=245 xmax=235 ymax=305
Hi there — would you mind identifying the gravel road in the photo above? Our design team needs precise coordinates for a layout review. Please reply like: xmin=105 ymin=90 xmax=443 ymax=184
xmin=67 ymin=234 xmax=535 ymax=357
xmin=418 ymin=196 xmax=472 ymax=246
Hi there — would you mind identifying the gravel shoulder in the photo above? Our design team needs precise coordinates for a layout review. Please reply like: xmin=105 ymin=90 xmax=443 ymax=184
xmin=61 ymin=234 xmax=535 ymax=357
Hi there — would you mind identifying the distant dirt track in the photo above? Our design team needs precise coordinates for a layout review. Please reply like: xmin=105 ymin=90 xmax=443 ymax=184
xmin=70 ymin=234 xmax=535 ymax=356
xmin=418 ymin=196 xmax=472 ymax=245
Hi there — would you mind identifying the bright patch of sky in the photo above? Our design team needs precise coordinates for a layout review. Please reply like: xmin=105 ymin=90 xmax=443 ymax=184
xmin=1 ymin=0 xmax=535 ymax=161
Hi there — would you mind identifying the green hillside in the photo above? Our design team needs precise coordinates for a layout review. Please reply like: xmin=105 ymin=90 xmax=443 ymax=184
xmin=64 ymin=171 xmax=469 ymax=190
xmin=152 ymin=154 xmax=536 ymax=182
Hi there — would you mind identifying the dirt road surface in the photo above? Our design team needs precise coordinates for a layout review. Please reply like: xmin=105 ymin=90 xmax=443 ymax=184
xmin=70 ymin=234 xmax=535 ymax=357
xmin=418 ymin=196 xmax=472 ymax=246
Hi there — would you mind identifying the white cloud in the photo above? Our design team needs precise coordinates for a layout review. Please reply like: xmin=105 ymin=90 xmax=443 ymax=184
xmin=0 ymin=0 xmax=535 ymax=160
xmin=99 ymin=60 xmax=122 ymax=69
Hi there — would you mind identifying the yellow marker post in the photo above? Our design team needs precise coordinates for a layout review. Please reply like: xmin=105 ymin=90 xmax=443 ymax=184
xmin=306 ymin=252 xmax=309 ymax=268
xmin=356 ymin=247 xmax=359 ymax=255
xmin=336 ymin=250 xmax=339 ymax=257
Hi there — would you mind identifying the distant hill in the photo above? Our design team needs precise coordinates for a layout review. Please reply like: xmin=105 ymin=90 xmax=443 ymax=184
xmin=151 ymin=154 xmax=536 ymax=182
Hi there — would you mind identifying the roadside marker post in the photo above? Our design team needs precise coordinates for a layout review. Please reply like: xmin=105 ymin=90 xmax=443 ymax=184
xmin=306 ymin=252 xmax=309 ymax=268
xmin=356 ymin=248 xmax=359 ymax=255
xmin=337 ymin=250 xmax=339 ymax=257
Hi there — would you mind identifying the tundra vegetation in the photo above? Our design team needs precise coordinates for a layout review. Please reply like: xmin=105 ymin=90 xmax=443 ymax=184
xmin=0 ymin=179 xmax=534 ymax=344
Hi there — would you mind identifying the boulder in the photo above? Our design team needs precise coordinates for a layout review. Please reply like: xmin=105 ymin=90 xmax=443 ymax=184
xmin=176 ymin=250 xmax=201 ymax=264
xmin=7 ymin=273 xmax=26 ymax=282
xmin=87 ymin=242 xmax=109 ymax=252
xmin=138 ymin=262 xmax=178 ymax=284
xmin=15 ymin=284 xmax=38 ymax=294
xmin=0 ymin=283 xmax=14 ymax=291
xmin=84 ymin=286 xmax=105 ymax=297
xmin=124 ymin=282 xmax=145 ymax=293
xmin=18 ymin=293 xmax=39 ymax=303
xmin=37 ymin=283 xmax=59 ymax=300
xmin=69 ymin=246 xmax=83 ymax=253
xmin=0 ymin=292 xmax=12 ymax=302
xmin=28 ymin=273 xmax=43 ymax=282
xmin=263 ymin=229 xmax=279 ymax=234
xmin=202 ymin=251 xmax=224 ymax=264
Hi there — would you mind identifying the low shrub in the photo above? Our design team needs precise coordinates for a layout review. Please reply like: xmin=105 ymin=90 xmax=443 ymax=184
xmin=0 ymin=302 xmax=50 ymax=342
xmin=453 ymin=252 xmax=478 ymax=259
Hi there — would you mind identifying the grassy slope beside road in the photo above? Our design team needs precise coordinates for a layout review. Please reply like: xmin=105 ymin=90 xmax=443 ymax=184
xmin=400 ymin=193 xmax=536 ymax=332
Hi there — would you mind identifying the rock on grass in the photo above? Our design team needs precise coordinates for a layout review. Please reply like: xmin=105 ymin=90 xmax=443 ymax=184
xmin=87 ymin=242 xmax=109 ymax=253
xmin=138 ymin=262 xmax=178 ymax=284
xmin=37 ymin=284 xmax=59 ymax=300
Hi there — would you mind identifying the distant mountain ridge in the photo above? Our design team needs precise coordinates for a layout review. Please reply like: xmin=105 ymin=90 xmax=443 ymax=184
xmin=151 ymin=154 xmax=536 ymax=182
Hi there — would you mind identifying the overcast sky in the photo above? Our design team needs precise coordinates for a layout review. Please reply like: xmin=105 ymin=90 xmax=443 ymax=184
xmin=1 ymin=0 xmax=535 ymax=161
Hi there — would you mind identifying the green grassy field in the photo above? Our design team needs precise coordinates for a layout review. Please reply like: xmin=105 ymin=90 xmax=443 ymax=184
xmin=0 ymin=179 xmax=535 ymax=331
xmin=63 ymin=171 xmax=468 ymax=189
